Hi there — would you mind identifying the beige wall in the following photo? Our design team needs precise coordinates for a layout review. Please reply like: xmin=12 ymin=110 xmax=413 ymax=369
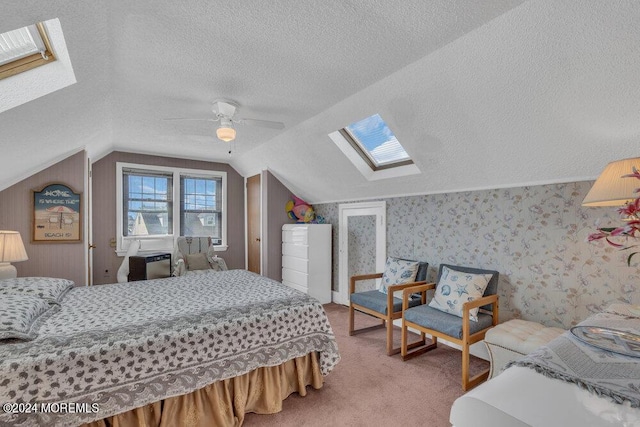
xmin=91 ymin=151 xmax=245 ymax=285
xmin=0 ymin=151 xmax=86 ymax=285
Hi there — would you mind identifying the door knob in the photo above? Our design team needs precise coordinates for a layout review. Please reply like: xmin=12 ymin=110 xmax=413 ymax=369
xmin=255 ymin=238 xmax=261 ymax=242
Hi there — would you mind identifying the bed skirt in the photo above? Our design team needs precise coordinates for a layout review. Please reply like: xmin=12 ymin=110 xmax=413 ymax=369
xmin=83 ymin=352 xmax=323 ymax=427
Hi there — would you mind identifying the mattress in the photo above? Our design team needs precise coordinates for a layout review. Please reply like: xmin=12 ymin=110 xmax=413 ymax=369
xmin=450 ymin=366 xmax=640 ymax=427
xmin=0 ymin=270 xmax=340 ymax=426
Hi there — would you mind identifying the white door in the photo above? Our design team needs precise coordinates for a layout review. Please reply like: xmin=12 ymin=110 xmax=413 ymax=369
xmin=337 ymin=201 xmax=386 ymax=305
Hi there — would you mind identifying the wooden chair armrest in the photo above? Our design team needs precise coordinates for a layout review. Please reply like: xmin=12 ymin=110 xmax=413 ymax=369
xmin=462 ymin=294 xmax=498 ymax=311
xmin=386 ymin=281 xmax=428 ymax=293
xmin=401 ymin=282 xmax=436 ymax=310
xmin=461 ymin=294 xmax=499 ymax=336
xmin=349 ymin=272 xmax=383 ymax=294
xmin=387 ymin=281 xmax=427 ymax=311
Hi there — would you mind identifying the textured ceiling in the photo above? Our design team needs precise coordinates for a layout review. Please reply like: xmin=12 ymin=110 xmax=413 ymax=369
xmin=1 ymin=1 xmax=640 ymax=203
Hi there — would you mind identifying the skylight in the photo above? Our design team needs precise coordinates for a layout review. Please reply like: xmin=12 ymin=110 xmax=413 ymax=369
xmin=0 ymin=23 xmax=56 ymax=80
xmin=342 ymin=113 xmax=412 ymax=170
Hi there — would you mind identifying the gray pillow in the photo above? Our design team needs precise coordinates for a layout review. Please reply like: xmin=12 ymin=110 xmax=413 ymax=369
xmin=0 ymin=293 xmax=53 ymax=340
xmin=0 ymin=277 xmax=75 ymax=304
xmin=185 ymin=253 xmax=211 ymax=271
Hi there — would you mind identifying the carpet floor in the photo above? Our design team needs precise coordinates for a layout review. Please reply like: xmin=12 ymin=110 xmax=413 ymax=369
xmin=243 ymin=303 xmax=489 ymax=427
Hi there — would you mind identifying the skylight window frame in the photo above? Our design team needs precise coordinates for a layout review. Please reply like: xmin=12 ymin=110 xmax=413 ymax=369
xmin=339 ymin=128 xmax=413 ymax=172
xmin=0 ymin=22 xmax=56 ymax=81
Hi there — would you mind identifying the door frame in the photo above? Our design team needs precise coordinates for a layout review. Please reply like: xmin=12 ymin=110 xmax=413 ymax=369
xmin=336 ymin=201 xmax=386 ymax=305
xmin=245 ymin=174 xmax=262 ymax=273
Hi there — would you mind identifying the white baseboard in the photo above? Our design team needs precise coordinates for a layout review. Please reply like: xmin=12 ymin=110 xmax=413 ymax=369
xmin=332 ymin=290 xmax=348 ymax=306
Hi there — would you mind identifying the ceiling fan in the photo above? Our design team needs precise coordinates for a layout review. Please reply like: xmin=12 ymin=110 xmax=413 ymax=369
xmin=165 ymin=100 xmax=285 ymax=142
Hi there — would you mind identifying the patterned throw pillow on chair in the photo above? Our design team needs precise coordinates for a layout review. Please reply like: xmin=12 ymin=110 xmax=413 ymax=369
xmin=378 ymin=257 xmax=419 ymax=295
xmin=428 ymin=266 xmax=492 ymax=321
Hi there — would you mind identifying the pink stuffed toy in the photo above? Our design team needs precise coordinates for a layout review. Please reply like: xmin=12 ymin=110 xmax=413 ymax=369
xmin=285 ymin=195 xmax=316 ymax=223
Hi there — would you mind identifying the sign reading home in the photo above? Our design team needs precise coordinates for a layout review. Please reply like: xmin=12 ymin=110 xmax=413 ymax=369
xmin=32 ymin=183 xmax=82 ymax=243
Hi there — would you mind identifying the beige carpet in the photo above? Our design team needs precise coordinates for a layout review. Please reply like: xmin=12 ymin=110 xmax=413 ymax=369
xmin=243 ymin=303 xmax=489 ymax=427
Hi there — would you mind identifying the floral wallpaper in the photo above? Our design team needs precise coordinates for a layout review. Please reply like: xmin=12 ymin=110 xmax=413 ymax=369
xmin=315 ymin=181 xmax=640 ymax=329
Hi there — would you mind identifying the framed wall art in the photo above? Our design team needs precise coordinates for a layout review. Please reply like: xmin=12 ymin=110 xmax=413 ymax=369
xmin=32 ymin=183 xmax=82 ymax=243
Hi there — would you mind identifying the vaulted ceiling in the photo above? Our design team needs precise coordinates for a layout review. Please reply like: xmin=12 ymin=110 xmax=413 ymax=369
xmin=2 ymin=1 xmax=639 ymax=203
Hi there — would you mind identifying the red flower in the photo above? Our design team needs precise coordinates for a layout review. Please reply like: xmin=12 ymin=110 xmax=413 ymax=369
xmin=617 ymin=198 xmax=640 ymax=218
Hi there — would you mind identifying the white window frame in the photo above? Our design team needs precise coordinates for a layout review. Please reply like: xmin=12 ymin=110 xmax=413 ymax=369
xmin=329 ymin=130 xmax=421 ymax=181
xmin=0 ymin=22 xmax=56 ymax=80
xmin=116 ymin=162 xmax=227 ymax=256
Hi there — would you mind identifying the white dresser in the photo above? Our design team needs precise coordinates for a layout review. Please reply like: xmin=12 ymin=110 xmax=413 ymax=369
xmin=282 ymin=224 xmax=332 ymax=304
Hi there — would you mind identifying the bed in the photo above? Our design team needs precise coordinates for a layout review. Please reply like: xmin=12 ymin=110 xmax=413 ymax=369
xmin=0 ymin=270 xmax=340 ymax=427
xmin=450 ymin=307 xmax=640 ymax=427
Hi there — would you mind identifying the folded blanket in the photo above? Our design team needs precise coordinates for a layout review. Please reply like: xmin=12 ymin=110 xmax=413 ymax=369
xmin=509 ymin=310 xmax=640 ymax=407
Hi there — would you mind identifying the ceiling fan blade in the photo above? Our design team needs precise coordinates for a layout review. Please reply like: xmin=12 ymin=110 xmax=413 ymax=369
xmin=163 ymin=118 xmax=218 ymax=122
xmin=237 ymin=118 xmax=285 ymax=130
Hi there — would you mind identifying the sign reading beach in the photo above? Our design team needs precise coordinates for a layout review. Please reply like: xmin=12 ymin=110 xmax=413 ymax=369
xmin=33 ymin=183 xmax=82 ymax=242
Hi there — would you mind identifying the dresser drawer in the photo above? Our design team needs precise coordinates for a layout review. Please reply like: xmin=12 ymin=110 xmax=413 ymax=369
xmin=282 ymin=242 xmax=308 ymax=258
xmin=282 ymin=228 xmax=309 ymax=245
xmin=282 ymin=255 xmax=308 ymax=273
xmin=282 ymin=268 xmax=309 ymax=286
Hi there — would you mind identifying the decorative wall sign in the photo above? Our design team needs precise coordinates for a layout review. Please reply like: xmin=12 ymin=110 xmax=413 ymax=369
xmin=32 ymin=183 xmax=82 ymax=243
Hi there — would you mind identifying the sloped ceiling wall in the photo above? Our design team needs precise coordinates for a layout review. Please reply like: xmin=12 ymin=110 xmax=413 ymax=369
xmin=1 ymin=1 xmax=639 ymax=202
xmin=233 ymin=1 xmax=640 ymax=203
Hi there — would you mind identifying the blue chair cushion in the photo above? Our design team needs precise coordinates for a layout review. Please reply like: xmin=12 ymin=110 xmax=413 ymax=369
xmin=403 ymin=304 xmax=494 ymax=339
xmin=351 ymin=290 xmax=422 ymax=315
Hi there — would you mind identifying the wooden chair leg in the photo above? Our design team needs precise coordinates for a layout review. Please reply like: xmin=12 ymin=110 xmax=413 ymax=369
xmin=386 ymin=318 xmax=394 ymax=356
xmin=348 ymin=304 xmax=355 ymax=336
xmin=461 ymin=342 xmax=489 ymax=391
xmin=401 ymin=321 xmax=407 ymax=357
xmin=462 ymin=343 xmax=470 ymax=390
xmin=401 ymin=330 xmax=437 ymax=361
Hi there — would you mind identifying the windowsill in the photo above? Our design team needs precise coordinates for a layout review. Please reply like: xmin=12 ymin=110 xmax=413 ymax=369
xmin=115 ymin=236 xmax=229 ymax=256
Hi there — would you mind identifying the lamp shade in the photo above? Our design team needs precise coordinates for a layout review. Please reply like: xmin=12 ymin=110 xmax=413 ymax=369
xmin=0 ymin=230 xmax=28 ymax=262
xmin=582 ymin=157 xmax=640 ymax=207
xmin=216 ymin=126 xmax=236 ymax=142
xmin=216 ymin=118 xmax=236 ymax=142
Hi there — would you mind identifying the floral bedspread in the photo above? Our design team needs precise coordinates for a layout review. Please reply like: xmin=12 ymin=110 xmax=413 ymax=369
xmin=0 ymin=270 xmax=340 ymax=426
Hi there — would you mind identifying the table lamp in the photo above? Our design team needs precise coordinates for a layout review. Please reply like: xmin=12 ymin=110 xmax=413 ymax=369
xmin=582 ymin=157 xmax=640 ymax=207
xmin=0 ymin=230 xmax=28 ymax=279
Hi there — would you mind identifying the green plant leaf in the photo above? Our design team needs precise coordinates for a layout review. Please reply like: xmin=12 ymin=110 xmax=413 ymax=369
xmin=627 ymin=252 xmax=639 ymax=267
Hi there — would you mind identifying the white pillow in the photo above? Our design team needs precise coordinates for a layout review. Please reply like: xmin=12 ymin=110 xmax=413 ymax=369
xmin=0 ymin=277 xmax=74 ymax=304
xmin=428 ymin=266 xmax=492 ymax=322
xmin=0 ymin=293 xmax=53 ymax=340
xmin=378 ymin=257 xmax=419 ymax=295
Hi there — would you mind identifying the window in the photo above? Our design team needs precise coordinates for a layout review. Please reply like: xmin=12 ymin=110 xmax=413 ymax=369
xmin=180 ymin=176 xmax=222 ymax=244
xmin=116 ymin=163 xmax=227 ymax=255
xmin=342 ymin=114 xmax=413 ymax=171
xmin=0 ymin=22 xmax=56 ymax=80
xmin=329 ymin=113 xmax=420 ymax=181
xmin=122 ymin=168 xmax=173 ymax=237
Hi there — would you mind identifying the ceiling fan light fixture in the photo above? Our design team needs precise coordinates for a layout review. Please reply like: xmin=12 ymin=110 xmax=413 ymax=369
xmin=216 ymin=120 xmax=236 ymax=142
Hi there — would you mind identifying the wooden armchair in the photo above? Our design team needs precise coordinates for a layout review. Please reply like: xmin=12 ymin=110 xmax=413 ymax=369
xmin=349 ymin=258 xmax=428 ymax=356
xmin=401 ymin=264 xmax=499 ymax=391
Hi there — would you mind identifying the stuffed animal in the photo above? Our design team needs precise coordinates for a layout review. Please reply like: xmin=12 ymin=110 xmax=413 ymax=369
xmin=285 ymin=195 xmax=316 ymax=223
